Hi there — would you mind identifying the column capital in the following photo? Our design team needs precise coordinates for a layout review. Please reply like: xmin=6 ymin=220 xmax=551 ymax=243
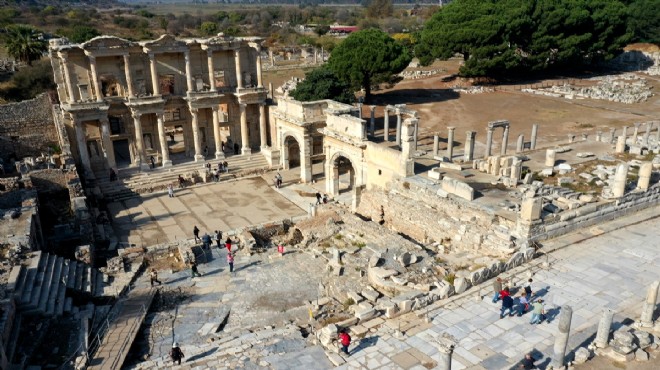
xmin=99 ymin=116 xmax=110 ymax=124
xmin=184 ymin=50 xmax=191 ymax=61
xmin=211 ymin=106 xmax=220 ymax=112
xmin=58 ymin=51 xmax=69 ymax=62
xmin=447 ymin=126 xmax=456 ymax=131
xmin=131 ymin=111 xmax=142 ymax=120
xmin=369 ymin=105 xmax=376 ymax=111
xmin=239 ymin=103 xmax=247 ymax=111
xmin=147 ymin=52 xmax=156 ymax=61
xmin=190 ymin=107 xmax=199 ymax=115
xmin=87 ymin=54 xmax=96 ymax=62
xmin=70 ymin=114 xmax=81 ymax=124
xmin=207 ymin=49 xmax=214 ymax=57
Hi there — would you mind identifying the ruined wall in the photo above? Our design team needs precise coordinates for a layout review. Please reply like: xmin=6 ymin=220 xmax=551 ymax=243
xmin=364 ymin=143 xmax=409 ymax=191
xmin=0 ymin=94 xmax=58 ymax=163
xmin=357 ymin=180 xmax=515 ymax=255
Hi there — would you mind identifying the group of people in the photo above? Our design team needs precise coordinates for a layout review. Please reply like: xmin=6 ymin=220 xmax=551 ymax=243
xmin=315 ymin=192 xmax=329 ymax=205
xmin=193 ymin=225 xmax=236 ymax=275
xmin=493 ymin=278 xmax=546 ymax=324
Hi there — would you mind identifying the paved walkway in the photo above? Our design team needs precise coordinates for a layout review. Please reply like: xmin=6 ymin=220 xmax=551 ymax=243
xmin=338 ymin=213 xmax=660 ymax=370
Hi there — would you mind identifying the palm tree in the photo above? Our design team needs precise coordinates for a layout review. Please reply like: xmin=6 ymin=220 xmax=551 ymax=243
xmin=4 ymin=25 xmax=48 ymax=65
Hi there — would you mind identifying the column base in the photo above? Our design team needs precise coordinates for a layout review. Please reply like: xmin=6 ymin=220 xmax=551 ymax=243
xmin=241 ymin=147 xmax=252 ymax=155
xmin=194 ymin=154 xmax=204 ymax=162
xmin=215 ymin=151 xmax=225 ymax=159
xmin=161 ymin=160 xmax=173 ymax=167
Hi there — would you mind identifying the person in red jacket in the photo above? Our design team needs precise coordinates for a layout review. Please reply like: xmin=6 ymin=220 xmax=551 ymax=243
xmin=499 ymin=287 xmax=511 ymax=299
xmin=225 ymin=236 xmax=232 ymax=252
xmin=338 ymin=330 xmax=351 ymax=355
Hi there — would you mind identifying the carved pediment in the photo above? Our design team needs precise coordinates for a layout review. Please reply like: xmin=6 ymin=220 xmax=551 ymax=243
xmin=142 ymin=34 xmax=188 ymax=50
xmin=81 ymin=36 xmax=135 ymax=51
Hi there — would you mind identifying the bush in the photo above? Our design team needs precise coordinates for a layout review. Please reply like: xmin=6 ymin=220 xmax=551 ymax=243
xmin=0 ymin=60 xmax=55 ymax=102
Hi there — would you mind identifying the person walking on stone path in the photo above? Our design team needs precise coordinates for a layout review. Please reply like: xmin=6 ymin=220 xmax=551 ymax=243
xmin=500 ymin=288 xmax=515 ymax=318
xmin=275 ymin=172 xmax=283 ymax=188
xmin=168 ymin=184 xmax=175 ymax=198
xmin=518 ymin=353 xmax=537 ymax=369
xmin=190 ymin=261 xmax=202 ymax=278
xmin=225 ymin=236 xmax=232 ymax=252
xmin=529 ymin=299 xmax=545 ymax=324
xmin=338 ymin=330 xmax=351 ymax=355
xmin=227 ymin=252 xmax=234 ymax=273
xmin=193 ymin=225 xmax=201 ymax=243
xmin=492 ymin=277 xmax=504 ymax=303
xmin=170 ymin=342 xmax=184 ymax=365
xmin=517 ymin=292 xmax=529 ymax=316
xmin=214 ymin=230 xmax=223 ymax=248
xmin=202 ymin=233 xmax=212 ymax=250
xmin=315 ymin=192 xmax=322 ymax=205
xmin=150 ymin=268 xmax=162 ymax=287
xmin=524 ymin=278 xmax=533 ymax=301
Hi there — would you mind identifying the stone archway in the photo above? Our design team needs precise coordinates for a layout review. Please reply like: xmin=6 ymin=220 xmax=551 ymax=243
xmin=326 ymin=151 xmax=357 ymax=196
xmin=283 ymin=135 xmax=301 ymax=169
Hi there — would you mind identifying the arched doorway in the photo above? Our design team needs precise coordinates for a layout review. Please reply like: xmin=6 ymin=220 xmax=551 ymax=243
xmin=327 ymin=154 xmax=355 ymax=196
xmin=283 ymin=136 xmax=301 ymax=169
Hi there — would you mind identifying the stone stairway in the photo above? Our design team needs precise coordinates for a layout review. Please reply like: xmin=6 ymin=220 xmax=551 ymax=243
xmin=95 ymin=154 xmax=272 ymax=202
xmin=7 ymin=251 xmax=109 ymax=316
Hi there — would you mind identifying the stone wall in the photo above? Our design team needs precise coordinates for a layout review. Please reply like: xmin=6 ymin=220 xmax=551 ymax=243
xmin=0 ymin=94 xmax=58 ymax=163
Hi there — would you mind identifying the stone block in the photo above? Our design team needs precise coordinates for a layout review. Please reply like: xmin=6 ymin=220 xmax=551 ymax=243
xmin=428 ymin=168 xmax=442 ymax=180
xmin=354 ymin=307 xmax=377 ymax=321
xmin=349 ymin=325 xmax=368 ymax=337
xmin=573 ymin=347 xmax=591 ymax=364
xmin=435 ymin=280 xmax=454 ymax=299
xmin=633 ymin=330 xmax=652 ymax=349
xmin=347 ymin=291 xmax=364 ymax=304
xmin=368 ymin=255 xmax=381 ymax=268
xmin=382 ymin=301 xmax=399 ymax=318
xmin=361 ymin=288 xmax=380 ymax=302
xmin=439 ymin=162 xmax=462 ymax=171
xmin=441 ymin=177 xmax=475 ymax=201
xmin=335 ymin=317 xmax=359 ymax=328
xmin=396 ymin=299 xmax=414 ymax=314
xmin=635 ymin=349 xmax=649 ymax=361
xmin=327 ymin=353 xmax=345 ymax=366
xmin=453 ymin=277 xmax=469 ymax=294
xmin=318 ymin=324 xmax=338 ymax=347
xmin=370 ymin=267 xmax=399 ymax=279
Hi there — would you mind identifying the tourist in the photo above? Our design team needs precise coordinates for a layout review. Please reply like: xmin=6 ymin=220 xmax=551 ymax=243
xmin=168 ymin=184 xmax=174 ymax=198
xmin=338 ymin=330 xmax=351 ymax=355
xmin=190 ymin=261 xmax=202 ymax=278
xmin=202 ymin=233 xmax=212 ymax=250
xmin=492 ymin=277 xmax=504 ymax=303
xmin=315 ymin=192 xmax=322 ymax=205
xmin=524 ymin=278 xmax=533 ymax=301
xmin=227 ymin=252 xmax=234 ymax=273
xmin=150 ymin=268 xmax=162 ymax=286
xmin=323 ymin=194 xmax=328 ymax=204
xmin=203 ymin=145 xmax=209 ymax=158
xmin=225 ymin=236 xmax=232 ymax=252
xmin=213 ymin=168 xmax=219 ymax=182
xmin=218 ymin=162 xmax=223 ymax=173
xmin=216 ymin=231 xmax=224 ymax=248
xmin=223 ymin=161 xmax=229 ymax=173
xmin=221 ymin=141 xmax=225 ymax=152
xmin=275 ymin=172 xmax=283 ymax=188
xmin=109 ymin=168 xmax=117 ymax=182
xmin=193 ymin=225 xmax=201 ymax=243
xmin=500 ymin=289 xmax=514 ymax=318
xmin=205 ymin=162 xmax=211 ymax=173
xmin=150 ymin=156 xmax=156 ymax=169
xmin=529 ymin=299 xmax=545 ymax=324
xmin=178 ymin=175 xmax=186 ymax=189
xmin=170 ymin=343 xmax=184 ymax=365
xmin=518 ymin=353 xmax=536 ymax=369
xmin=233 ymin=143 xmax=239 ymax=155
xmin=517 ymin=292 xmax=529 ymax=316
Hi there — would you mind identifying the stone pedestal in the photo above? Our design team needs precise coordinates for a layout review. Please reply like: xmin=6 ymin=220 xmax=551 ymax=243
xmin=615 ymin=135 xmax=626 ymax=153
xmin=638 ymin=162 xmax=652 ymax=190
xmin=545 ymin=149 xmax=556 ymax=167
xmin=612 ymin=163 xmax=628 ymax=198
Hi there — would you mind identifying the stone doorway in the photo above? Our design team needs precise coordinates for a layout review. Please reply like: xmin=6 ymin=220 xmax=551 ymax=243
xmin=328 ymin=154 xmax=355 ymax=196
xmin=113 ymin=139 xmax=131 ymax=167
xmin=283 ymin=136 xmax=301 ymax=169
xmin=167 ymin=125 xmax=186 ymax=156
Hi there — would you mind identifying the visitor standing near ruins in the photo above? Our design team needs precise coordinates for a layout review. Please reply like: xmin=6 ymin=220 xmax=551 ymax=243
xmin=223 ymin=160 xmax=229 ymax=173
xmin=518 ymin=353 xmax=536 ymax=369
xmin=323 ymin=194 xmax=328 ymax=204
xmin=213 ymin=168 xmax=219 ymax=182
xmin=178 ymin=175 xmax=186 ymax=189
xmin=315 ymin=192 xmax=322 ymax=205
xmin=225 ymin=236 xmax=232 ymax=252
xmin=168 ymin=184 xmax=174 ymax=198
xmin=529 ymin=299 xmax=545 ymax=324
xmin=524 ymin=278 xmax=533 ymax=301
xmin=202 ymin=233 xmax=212 ymax=250
xmin=203 ymin=146 xmax=209 ymax=158
xmin=233 ymin=143 xmax=239 ymax=155
xmin=517 ymin=292 xmax=529 ymax=316
xmin=500 ymin=288 xmax=514 ymax=318
xmin=150 ymin=156 xmax=156 ymax=169
xmin=214 ymin=230 xmax=222 ymax=248
xmin=170 ymin=343 xmax=184 ymax=365
xmin=492 ymin=277 xmax=504 ymax=303
xmin=109 ymin=168 xmax=117 ymax=182
xmin=338 ymin=330 xmax=351 ymax=355
xmin=193 ymin=225 xmax=201 ymax=243
xmin=190 ymin=261 xmax=202 ymax=278
xmin=227 ymin=252 xmax=234 ymax=273
xmin=275 ymin=172 xmax=282 ymax=188
xmin=150 ymin=268 xmax=162 ymax=287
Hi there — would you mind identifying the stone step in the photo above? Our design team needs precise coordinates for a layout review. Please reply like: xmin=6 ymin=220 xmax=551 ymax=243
xmin=54 ymin=275 xmax=67 ymax=316
xmin=7 ymin=265 xmax=26 ymax=300
xmin=82 ymin=266 xmax=91 ymax=295
xmin=63 ymin=297 xmax=73 ymax=313
xmin=93 ymin=270 xmax=105 ymax=297
xmin=66 ymin=260 xmax=78 ymax=289
xmin=20 ymin=251 xmax=45 ymax=305
xmin=40 ymin=256 xmax=64 ymax=313
xmin=75 ymin=263 xmax=84 ymax=292
xmin=31 ymin=253 xmax=57 ymax=311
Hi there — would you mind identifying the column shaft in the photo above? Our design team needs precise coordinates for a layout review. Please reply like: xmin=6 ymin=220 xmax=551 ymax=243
xmin=369 ymin=106 xmax=376 ymax=137
xmin=594 ymin=309 xmax=614 ymax=348
xmin=240 ymin=104 xmax=251 ymax=155
xmin=256 ymin=47 xmax=263 ymax=88
xmin=447 ymin=127 xmax=455 ymax=160
xmin=433 ymin=135 xmax=439 ymax=157
xmin=531 ymin=123 xmax=539 ymax=150
xmin=100 ymin=118 xmax=116 ymax=169
xmin=184 ymin=51 xmax=194 ymax=92
xmin=74 ymin=118 xmax=92 ymax=174
xmin=156 ymin=113 xmax=171 ymax=167
xmin=60 ymin=55 xmax=76 ymax=103
xmin=207 ymin=50 xmax=215 ymax=91
xmin=259 ymin=104 xmax=268 ymax=148
xmin=396 ymin=113 xmax=402 ymax=146
xmin=213 ymin=107 xmax=224 ymax=159
xmin=190 ymin=108 xmax=203 ymax=161
xmin=235 ymin=49 xmax=243 ymax=89
xmin=123 ymin=54 xmax=134 ymax=97
xmin=148 ymin=53 xmax=159 ymax=95
xmin=640 ymin=280 xmax=660 ymax=327
xmin=485 ymin=129 xmax=494 ymax=157
xmin=88 ymin=56 xmax=103 ymax=102
xmin=501 ymin=127 xmax=509 ymax=156
xmin=132 ymin=113 xmax=147 ymax=168
xmin=551 ymin=306 xmax=573 ymax=370
xmin=384 ymin=109 xmax=390 ymax=141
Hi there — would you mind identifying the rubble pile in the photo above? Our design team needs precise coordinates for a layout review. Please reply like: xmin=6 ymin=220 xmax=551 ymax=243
xmin=452 ymin=86 xmax=494 ymax=94
xmin=399 ymin=69 xmax=443 ymax=80
xmin=275 ymin=77 xmax=302 ymax=97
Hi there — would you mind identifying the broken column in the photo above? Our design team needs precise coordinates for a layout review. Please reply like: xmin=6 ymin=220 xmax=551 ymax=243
xmin=633 ymin=122 xmax=640 ymax=143
xmin=520 ymin=194 xmax=542 ymax=222
xmin=638 ymin=162 xmax=652 ymax=190
xmin=612 ymin=163 xmax=629 ymax=198
xmin=384 ymin=108 xmax=390 ymax=141
xmin=401 ymin=118 xmax=416 ymax=160
xmin=545 ymin=149 xmax=556 ymax=167
xmin=639 ymin=280 xmax=659 ymax=327
xmin=501 ymin=125 xmax=509 ymax=156
xmin=568 ymin=134 xmax=575 ymax=143
xmin=615 ymin=135 xmax=626 ymax=153
xmin=433 ymin=134 xmax=439 ymax=157
xmin=369 ymin=106 xmax=376 ymax=137
xmin=550 ymin=305 xmax=573 ymax=370
xmin=594 ymin=309 xmax=614 ymax=348
xmin=643 ymin=121 xmax=652 ymax=146
xmin=596 ymin=131 xmax=602 ymax=142
xmin=447 ymin=127 xmax=455 ymax=160
xmin=413 ymin=120 xmax=419 ymax=150
xmin=609 ymin=128 xmax=616 ymax=144
xmin=516 ymin=134 xmax=524 ymax=153
xmin=622 ymin=126 xmax=628 ymax=143
xmin=485 ymin=128 xmax=494 ymax=157
xmin=530 ymin=123 xmax=539 ymax=150
xmin=464 ymin=131 xmax=476 ymax=162
xmin=437 ymin=334 xmax=457 ymax=370
xmin=357 ymin=102 xmax=363 ymax=119
xmin=395 ymin=109 xmax=402 ymax=146
xmin=510 ymin=157 xmax=522 ymax=184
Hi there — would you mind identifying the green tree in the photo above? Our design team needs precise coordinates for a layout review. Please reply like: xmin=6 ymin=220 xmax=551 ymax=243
xmin=58 ymin=25 xmax=100 ymax=43
xmin=3 ymin=25 xmax=47 ymax=65
xmin=627 ymin=0 xmax=660 ymax=43
xmin=327 ymin=28 xmax=411 ymax=101
xmin=365 ymin=0 xmax=394 ymax=19
xmin=290 ymin=67 xmax=354 ymax=104
xmin=200 ymin=21 xmax=219 ymax=36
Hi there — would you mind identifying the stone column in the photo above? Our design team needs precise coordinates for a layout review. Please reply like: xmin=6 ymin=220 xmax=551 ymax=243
xmin=87 ymin=55 xmax=103 ymax=102
xmin=184 ymin=51 xmax=194 ymax=93
xmin=633 ymin=122 xmax=641 ymax=143
xmin=190 ymin=108 xmax=203 ymax=162
xmin=545 ymin=149 xmax=556 ymax=167
xmin=148 ymin=52 xmax=159 ymax=95
xmin=596 ymin=131 xmax=602 ymax=142
xmin=640 ymin=281 xmax=659 ymax=327
xmin=485 ymin=128 xmax=494 ymax=157
xmin=510 ymin=158 xmax=522 ymax=183
xmin=59 ymin=53 xmax=76 ymax=103
xmin=413 ymin=120 xmax=419 ymax=150
xmin=622 ymin=126 xmax=628 ymax=143
xmin=437 ymin=335 xmax=457 ymax=370
xmin=326 ymin=158 xmax=339 ymax=196
xmin=357 ymin=103 xmax=363 ymax=120
xmin=369 ymin=106 xmax=376 ymax=137
xmin=383 ymin=108 xmax=390 ymax=141
xmin=638 ymin=162 xmax=652 ymax=190
xmin=212 ymin=107 xmax=224 ymax=159
xmin=395 ymin=111 xmax=402 ymax=146
xmin=433 ymin=135 xmax=439 ymax=157
xmin=300 ymin=135 xmax=312 ymax=183
xmin=530 ymin=123 xmax=539 ymax=150
xmin=501 ymin=126 xmax=509 ymax=156
xmin=131 ymin=112 xmax=148 ymax=168
xmin=550 ymin=305 xmax=573 ymax=370
xmin=240 ymin=104 xmax=251 ymax=155
xmin=259 ymin=103 xmax=268 ymax=149
xmin=206 ymin=49 xmax=215 ymax=91
xmin=594 ymin=309 xmax=614 ymax=348
xmin=156 ymin=113 xmax=171 ymax=167
xmin=255 ymin=46 xmax=263 ymax=88
xmin=615 ymin=135 xmax=626 ymax=153
xmin=656 ymin=121 xmax=660 ymax=145
xmin=234 ymin=49 xmax=243 ymax=89
xmin=447 ymin=127 xmax=455 ymax=160
xmin=516 ymin=134 xmax=524 ymax=153
xmin=643 ymin=122 xmax=652 ymax=146
xmin=612 ymin=163 xmax=628 ymax=198
xmin=99 ymin=118 xmax=116 ymax=169
xmin=464 ymin=131 xmax=476 ymax=161
xmin=123 ymin=54 xmax=134 ymax=97
xmin=609 ymin=128 xmax=616 ymax=144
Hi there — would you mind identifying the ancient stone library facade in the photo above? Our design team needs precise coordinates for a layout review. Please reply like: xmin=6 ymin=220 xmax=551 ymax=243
xmin=49 ymin=34 xmax=268 ymax=173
